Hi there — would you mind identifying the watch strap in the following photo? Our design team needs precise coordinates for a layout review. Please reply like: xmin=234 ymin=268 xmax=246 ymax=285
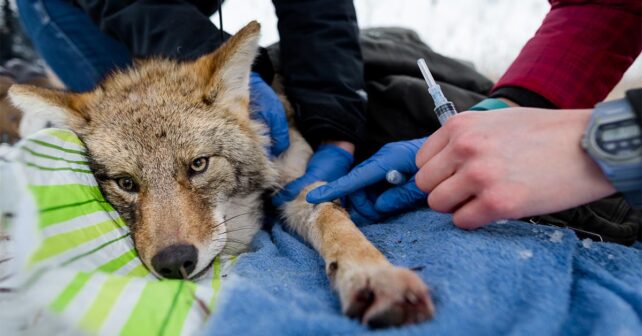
xmin=625 ymin=88 xmax=642 ymax=129
xmin=612 ymin=179 xmax=642 ymax=208
xmin=587 ymin=98 xmax=642 ymax=208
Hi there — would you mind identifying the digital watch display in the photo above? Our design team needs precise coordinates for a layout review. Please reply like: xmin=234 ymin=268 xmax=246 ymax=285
xmin=583 ymin=99 xmax=642 ymax=164
xmin=593 ymin=118 xmax=642 ymax=161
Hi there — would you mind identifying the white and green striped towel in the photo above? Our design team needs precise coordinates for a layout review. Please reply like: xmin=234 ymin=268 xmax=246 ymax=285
xmin=0 ymin=129 xmax=235 ymax=335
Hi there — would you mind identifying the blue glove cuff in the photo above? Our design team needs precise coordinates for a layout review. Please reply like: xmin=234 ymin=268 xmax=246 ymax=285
xmin=248 ymin=72 xmax=290 ymax=157
xmin=316 ymin=144 xmax=354 ymax=166
xmin=249 ymin=71 xmax=262 ymax=82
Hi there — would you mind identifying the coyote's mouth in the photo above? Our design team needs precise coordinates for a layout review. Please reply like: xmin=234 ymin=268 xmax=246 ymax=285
xmin=189 ymin=257 xmax=218 ymax=281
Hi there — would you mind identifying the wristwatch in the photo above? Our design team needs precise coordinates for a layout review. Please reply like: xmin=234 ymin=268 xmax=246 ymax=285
xmin=582 ymin=98 xmax=642 ymax=207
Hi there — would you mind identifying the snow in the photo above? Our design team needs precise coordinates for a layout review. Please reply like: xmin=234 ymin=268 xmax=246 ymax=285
xmin=0 ymin=143 xmax=12 ymax=157
xmin=215 ymin=0 xmax=641 ymax=98
xmin=581 ymin=238 xmax=593 ymax=249
xmin=518 ymin=249 xmax=533 ymax=260
xmin=547 ymin=230 xmax=564 ymax=243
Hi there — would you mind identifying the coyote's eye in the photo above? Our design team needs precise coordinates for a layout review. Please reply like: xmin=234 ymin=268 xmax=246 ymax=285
xmin=116 ymin=176 xmax=137 ymax=192
xmin=190 ymin=157 xmax=209 ymax=174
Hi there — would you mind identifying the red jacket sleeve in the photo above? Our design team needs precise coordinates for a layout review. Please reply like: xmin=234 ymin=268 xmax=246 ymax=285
xmin=492 ymin=0 xmax=642 ymax=108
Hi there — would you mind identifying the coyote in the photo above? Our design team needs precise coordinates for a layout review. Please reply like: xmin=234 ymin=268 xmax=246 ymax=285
xmin=9 ymin=22 xmax=433 ymax=327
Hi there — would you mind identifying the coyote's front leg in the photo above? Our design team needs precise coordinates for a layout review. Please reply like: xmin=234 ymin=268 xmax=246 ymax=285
xmin=282 ymin=182 xmax=434 ymax=327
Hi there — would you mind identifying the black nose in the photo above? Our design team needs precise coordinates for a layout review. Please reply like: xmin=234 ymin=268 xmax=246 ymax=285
xmin=151 ymin=244 xmax=198 ymax=279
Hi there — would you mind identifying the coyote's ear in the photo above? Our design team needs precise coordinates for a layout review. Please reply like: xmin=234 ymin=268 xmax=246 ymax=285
xmin=9 ymin=84 xmax=97 ymax=137
xmin=193 ymin=21 xmax=261 ymax=114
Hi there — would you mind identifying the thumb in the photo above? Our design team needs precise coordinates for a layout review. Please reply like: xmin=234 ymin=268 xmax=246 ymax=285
xmin=374 ymin=177 xmax=427 ymax=213
xmin=272 ymin=174 xmax=315 ymax=208
xmin=269 ymin=104 xmax=290 ymax=157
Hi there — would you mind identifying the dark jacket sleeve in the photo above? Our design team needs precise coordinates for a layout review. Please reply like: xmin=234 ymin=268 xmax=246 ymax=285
xmin=273 ymin=0 xmax=367 ymax=146
xmin=72 ymin=0 xmax=222 ymax=61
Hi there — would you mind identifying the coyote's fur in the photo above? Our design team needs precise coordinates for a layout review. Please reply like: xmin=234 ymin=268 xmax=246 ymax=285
xmin=9 ymin=22 xmax=433 ymax=327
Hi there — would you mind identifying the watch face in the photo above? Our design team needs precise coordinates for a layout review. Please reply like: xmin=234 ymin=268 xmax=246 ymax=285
xmin=595 ymin=118 xmax=642 ymax=160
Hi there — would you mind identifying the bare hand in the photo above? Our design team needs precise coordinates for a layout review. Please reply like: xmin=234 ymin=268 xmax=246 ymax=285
xmin=415 ymin=108 xmax=616 ymax=229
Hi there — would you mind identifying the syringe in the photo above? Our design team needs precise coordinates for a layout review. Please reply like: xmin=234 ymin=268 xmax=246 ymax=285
xmin=417 ymin=58 xmax=458 ymax=125
xmin=385 ymin=58 xmax=458 ymax=185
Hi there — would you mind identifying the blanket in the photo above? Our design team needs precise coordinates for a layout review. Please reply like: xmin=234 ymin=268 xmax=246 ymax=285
xmin=0 ymin=129 xmax=236 ymax=335
xmin=2 ymin=129 xmax=641 ymax=335
xmin=204 ymin=211 xmax=642 ymax=335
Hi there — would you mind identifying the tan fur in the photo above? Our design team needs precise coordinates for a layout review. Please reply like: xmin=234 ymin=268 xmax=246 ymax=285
xmin=0 ymin=76 xmax=21 ymax=144
xmin=9 ymin=21 xmax=433 ymax=327
xmin=0 ymin=73 xmax=57 ymax=144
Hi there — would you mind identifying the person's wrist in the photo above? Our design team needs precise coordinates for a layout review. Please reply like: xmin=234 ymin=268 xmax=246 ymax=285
xmin=581 ymin=100 xmax=641 ymax=204
xmin=576 ymin=109 xmax=618 ymax=196
xmin=321 ymin=140 xmax=355 ymax=155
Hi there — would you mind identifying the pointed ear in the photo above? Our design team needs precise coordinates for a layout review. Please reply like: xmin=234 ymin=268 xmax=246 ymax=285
xmin=193 ymin=21 xmax=261 ymax=111
xmin=9 ymin=84 xmax=97 ymax=137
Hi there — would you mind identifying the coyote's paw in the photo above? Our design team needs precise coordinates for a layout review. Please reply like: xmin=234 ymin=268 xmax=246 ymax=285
xmin=334 ymin=264 xmax=434 ymax=328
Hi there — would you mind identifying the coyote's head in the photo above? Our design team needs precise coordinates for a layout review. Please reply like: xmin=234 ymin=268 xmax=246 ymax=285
xmin=10 ymin=22 xmax=277 ymax=279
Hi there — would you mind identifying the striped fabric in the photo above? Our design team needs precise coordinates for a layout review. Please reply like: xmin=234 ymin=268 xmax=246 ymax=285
xmin=0 ymin=129 xmax=235 ymax=336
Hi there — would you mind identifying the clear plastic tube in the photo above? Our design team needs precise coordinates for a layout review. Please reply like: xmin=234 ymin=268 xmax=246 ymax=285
xmin=385 ymin=59 xmax=461 ymax=185
xmin=417 ymin=58 xmax=458 ymax=125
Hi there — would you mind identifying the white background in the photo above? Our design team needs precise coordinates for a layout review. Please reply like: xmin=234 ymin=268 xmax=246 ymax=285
xmin=214 ymin=0 xmax=641 ymax=99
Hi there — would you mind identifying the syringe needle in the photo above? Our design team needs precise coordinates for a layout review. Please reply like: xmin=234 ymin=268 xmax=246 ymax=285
xmin=386 ymin=59 xmax=460 ymax=185
xmin=417 ymin=58 xmax=437 ymax=89
xmin=417 ymin=58 xmax=458 ymax=126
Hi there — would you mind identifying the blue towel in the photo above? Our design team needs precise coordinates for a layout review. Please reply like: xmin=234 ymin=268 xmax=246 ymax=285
xmin=203 ymin=208 xmax=642 ymax=335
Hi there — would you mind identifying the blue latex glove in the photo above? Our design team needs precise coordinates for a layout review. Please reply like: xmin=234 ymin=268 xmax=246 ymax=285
xmin=249 ymin=72 xmax=290 ymax=157
xmin=272 ymin=144 xmax=354 ymax=207
xmin=306 ymin=138 xmax=428 ymax=219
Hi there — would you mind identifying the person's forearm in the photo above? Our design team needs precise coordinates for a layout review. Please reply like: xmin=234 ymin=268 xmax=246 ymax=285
xmin=273 ymin=0 xmax=367 ymax=146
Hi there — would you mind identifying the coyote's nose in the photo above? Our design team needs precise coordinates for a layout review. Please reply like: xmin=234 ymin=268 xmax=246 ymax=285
xmin=151 ymin=244 xmax=198 ymax=279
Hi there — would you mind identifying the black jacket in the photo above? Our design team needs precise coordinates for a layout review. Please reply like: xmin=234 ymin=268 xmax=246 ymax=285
xmin=72 ymin=0 xmax=367 ymax=146
xmin=265 ymin=27 xmax=494 ymax=160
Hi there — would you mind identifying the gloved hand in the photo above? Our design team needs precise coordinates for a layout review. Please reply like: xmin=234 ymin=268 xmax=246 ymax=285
xmin=272 ymin=144 xmax=354 ymax=207
xmin=306 ymin=138 xmax=428 ymax=220
xmin=249 ymin=72 xmax=290 ymax=157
